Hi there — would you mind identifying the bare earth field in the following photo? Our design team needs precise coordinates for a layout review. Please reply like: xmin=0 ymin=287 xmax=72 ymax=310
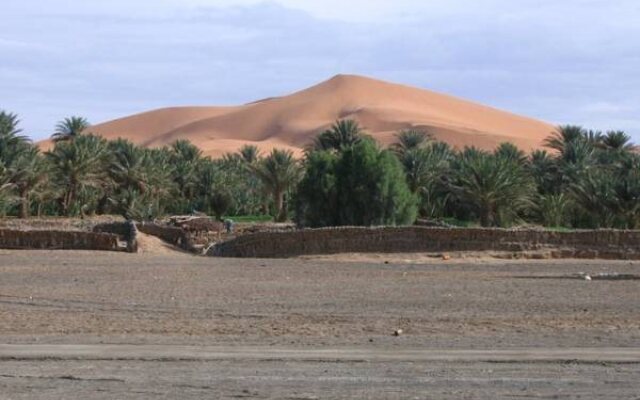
xmin=0 ymin=250 xmax=639 ymax=398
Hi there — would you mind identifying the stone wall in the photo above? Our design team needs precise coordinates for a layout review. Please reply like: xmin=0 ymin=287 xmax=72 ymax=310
xmin=93 ymin=221 xmax=138 ymax=252
xmin=209 ymin=227 xmax=640 ymax=259
xmin=0 ymin=229 xmax=122 ymax=251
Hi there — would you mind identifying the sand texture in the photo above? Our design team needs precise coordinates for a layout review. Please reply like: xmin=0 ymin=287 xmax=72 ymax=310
xmin=38 ymin=75 xmax=556 ymax=157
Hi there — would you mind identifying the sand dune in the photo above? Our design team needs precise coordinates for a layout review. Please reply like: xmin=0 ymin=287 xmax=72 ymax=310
xmin=41 ymin=75 xmax=557 ymax=157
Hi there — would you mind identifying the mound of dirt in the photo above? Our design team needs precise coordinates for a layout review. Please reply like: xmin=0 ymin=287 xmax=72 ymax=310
xmin=135 ymin=232 xmax=185 ymax=255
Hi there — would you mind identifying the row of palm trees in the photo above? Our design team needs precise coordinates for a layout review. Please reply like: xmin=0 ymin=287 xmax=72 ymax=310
xmin=302 ymin=119 xmax=639 ymax=228
xmin=1 ymin=109 xmax=638 ymax=228
xmin=390 ymin=126 xmax=639 ymax=228
xmin=0 ymin=110 xmax=299 ymax=220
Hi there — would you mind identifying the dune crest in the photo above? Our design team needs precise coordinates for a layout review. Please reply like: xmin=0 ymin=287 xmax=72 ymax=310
xmin=40 ymin=74 xmax=556 ymax=157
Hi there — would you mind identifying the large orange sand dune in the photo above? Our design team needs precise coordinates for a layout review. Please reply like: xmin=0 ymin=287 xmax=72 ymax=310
xmin=41 ymin=75 xmax=557 ymax=157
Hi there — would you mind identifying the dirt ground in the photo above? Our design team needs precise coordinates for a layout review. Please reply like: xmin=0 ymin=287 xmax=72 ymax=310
xmin=0 ymin=250 xmax=638 ymax=346
xmin=2 ymin=357 xmax=639 ymax=399
xmin=0 ymin=250 xmax=639 ymax=398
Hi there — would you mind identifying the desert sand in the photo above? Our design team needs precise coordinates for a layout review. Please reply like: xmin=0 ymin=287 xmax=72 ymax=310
xmin=38 ymin=75 xmax=557 ymax=157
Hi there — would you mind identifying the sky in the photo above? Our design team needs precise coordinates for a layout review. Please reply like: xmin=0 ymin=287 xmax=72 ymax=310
xmin=2 ymin=0 xmax=639 ymax=141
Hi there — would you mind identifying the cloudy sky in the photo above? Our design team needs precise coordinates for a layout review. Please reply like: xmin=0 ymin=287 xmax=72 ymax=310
xmin=2 ymin=0 xmax=639 ymax=141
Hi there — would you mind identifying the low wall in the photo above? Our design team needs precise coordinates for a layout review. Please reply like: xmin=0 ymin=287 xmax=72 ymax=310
xmin=93 ymin=221 xmax=138 ymax=252
xmin=209 ymin=227 xmax=640 ymax=259
xmin=136 ymin=222 xmax=193 ymax=251
xmin=0 ymin=229 xmax=122 ymax=251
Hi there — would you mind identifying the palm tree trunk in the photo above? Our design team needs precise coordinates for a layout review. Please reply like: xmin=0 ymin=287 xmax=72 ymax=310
xmin=19 ymin=191 xmax=30 ymax=219
xmin=480 ymin=203 xmax=492 ymax=227
xmin=65 ymin=186 xmax=76 ymax=216
xmin=274 ymin=189 xmax=285 ymax=222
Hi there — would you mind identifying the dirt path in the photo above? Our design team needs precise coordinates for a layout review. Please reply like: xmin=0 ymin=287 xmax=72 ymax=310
xmin=2 ymin=344 xmax=640 ymax=363
xmin=2 ymin=347 xmax=639 ymax=399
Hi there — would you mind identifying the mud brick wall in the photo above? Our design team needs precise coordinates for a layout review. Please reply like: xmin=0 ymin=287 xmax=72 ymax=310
xmin=209 ymin=227 xmax=640 ymax=258
xmin=136 ymin=222 xmax=193 ymax=251
xmin=0 ymin=229 xmax=121 ymax=251
xmin=93 ymin=221 xmax=138 ymax=252
xmin=93 ymin=222 xmax=133 ymax=240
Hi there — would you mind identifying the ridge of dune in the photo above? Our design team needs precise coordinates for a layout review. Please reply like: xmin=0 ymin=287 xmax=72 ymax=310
xmin=38 ymin=74 xmax=557 ymax=157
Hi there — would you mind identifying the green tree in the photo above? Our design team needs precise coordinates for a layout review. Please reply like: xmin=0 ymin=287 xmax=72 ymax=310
xmin=0 ymin=111 xmax=28 ymax=144
xmin=209 ymin=190 xmax=234 ymax=220
xmin=238 ymin=144 xmax=261 ymax=164
xmin=450 ymin=151 xmax=534 ymax=227
xmin=46 ymin=135 xmax=108 ymax=216
xmin=394 ymin=139 xmax=452 ymax=219
xmin=169 ymin=139 xmax=203 ymax=213
xmin=143 ymin=147 xmax=175 ymax=217
xmin=297 ymin=140 xmax=418 ymax=227
xmin=106 ymin=139 xmax=157 ymax=218
xmin=51 ymin=116 xmax=90 ymax=142
xmin=494 ymin=142 xmax=527 ymax=165
xmin=528 ymin=150 xmax=559 ymax=195
xmin=252 ymin=149 xmax=300 ymax=222
xmin=391 ymin=129 xmax=431 ymax=155
xmin=9 ymin=146 xmax=47 ymax=218
xmin=310 ymin=119 xmax=365 ymax=152
xmin=602 ymin=130 xmax=635 ymax=152
xmin=0 ymin=111 xmax=46 ymax=217
xmin=0 ymin=162 xmax=16 ymax=216
xmin=535 ymin=193 xmax=572 ymax=227
xmin=295 ymin=150 xmax=339 ymax=227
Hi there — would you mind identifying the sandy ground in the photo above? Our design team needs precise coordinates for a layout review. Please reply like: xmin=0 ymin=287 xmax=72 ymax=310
xmin=135 ymin=232 xmax=184 ymax=255
xmin=39 ymin=74 xmax=555 ymax=157
xmin=0 ymin=250 xmax=639 ymax=398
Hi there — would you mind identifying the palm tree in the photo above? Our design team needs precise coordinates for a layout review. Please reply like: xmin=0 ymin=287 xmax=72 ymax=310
xmin=391 ymin=129 xmax=431 ymax=156
xmin=108 ymin=139 xmax=148 ymax=194
xmin=0 ymin=111 xmax=28 ymax=142
xmin=451 ymin=152 xmax=534 ymax=227
xmin=544 ymin=125 xmax=586 ymax=153
xmin=170 ymin=139 xmax=203 ymax=212
xmin=45 ymin=135 xmax=108 ymax=216
xmin=0 ymin=111 xmax=43 ymax=217
xmin=557 ymin=139 xmax=597 ymax=187
xmin=105 ymin=139 xmax=154 ymax=217
xmin=494 ymin=142 xmax=527 ymax=165
xmin=51 ymin=116 xmax=90 ymax=142
xmin=402 ymin=148 xmax=452 ymax=217
xmin=143 ymin=147 xmax=175 ymax=217
xmin=610 ymin=156 xmax=640 ymax=228
xmin=9 ymin=146 xmax=47 ymax=218
xmin=569 ymin=170 xmax=616 ymax=228
xmin=310 ymin=119 xmax=365 ymax=152
xmin=239 ymin=144 xmax=261 ymax=164
xmin=0 ymin=161 xmax=16 ymax=216
xmin=0 ymin=111 xmax=30 ymax=163
xmin=602 ymin=130 xmax=635 ymax=152
xmin=528 ymin=150 xmax=560 ymax=195
xmin=584 ymin=129 xmax=605 ymax=146
xmin=535 ymin=193 xmax=571 ymax=227
xmin=252 ymin=149 xmax=300 ymax=222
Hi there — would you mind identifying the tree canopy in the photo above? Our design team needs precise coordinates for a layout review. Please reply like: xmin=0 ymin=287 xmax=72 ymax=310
xmin=0 ymin=112 xmax=638 ymax=229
